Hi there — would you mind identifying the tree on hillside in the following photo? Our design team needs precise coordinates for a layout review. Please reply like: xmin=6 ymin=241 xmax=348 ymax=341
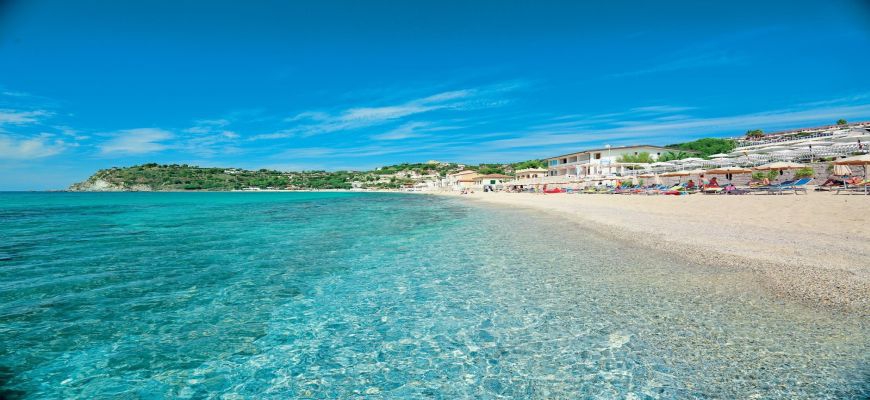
xmin=667 ymin=137 xmax=736 ymax=158
xmin=837 ymin=119 xmax=848 ymax=125
xmin=745 ymin=129 xmax=764 ymax=139
xmin=658 ymin=151 xmax=691 ymax=162
xmin=510 ymin=159 xmax=547 ymax=170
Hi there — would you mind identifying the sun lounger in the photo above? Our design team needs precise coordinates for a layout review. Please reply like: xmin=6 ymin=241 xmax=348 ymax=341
xmin=770 ymin=178 xmax=812 ymax=195
xmin=724 ymin=186 xmax=750 ymax=195
xmin=751 ymin=179 xmax=796 ymax=194
xmin=836 ymin=180 xmax=870 ymax=195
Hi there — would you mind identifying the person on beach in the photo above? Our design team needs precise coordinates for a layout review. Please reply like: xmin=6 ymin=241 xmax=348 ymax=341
xmin=686 ymin=180 xmax=696 ymax=189
xmin=708 ymin=177 xmax=719 ymax=187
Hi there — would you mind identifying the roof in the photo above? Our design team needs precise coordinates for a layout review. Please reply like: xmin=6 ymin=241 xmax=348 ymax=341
xmin=547 ymin=145 xmax=680 ymax=160
xmin=449 ymin=170 xmax=477 ymax=176
xmin=515 ymin=168 xmax=548 ymax=173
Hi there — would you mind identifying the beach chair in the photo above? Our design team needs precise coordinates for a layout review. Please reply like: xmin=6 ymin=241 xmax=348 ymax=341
xmin=701 ymin=185 xmax=724 ymax=194
xmin=776 ymin=178 xmax=812 ymax=195
xmin=836 ymin=180 xmax=870 ymax=195
xmin=752 ymin=179 xmax=795 ymax=194
xmin=648 ymin=184 xmax=670 ymax=195
xmin=724 ymin=185 xmax=750 ymax=195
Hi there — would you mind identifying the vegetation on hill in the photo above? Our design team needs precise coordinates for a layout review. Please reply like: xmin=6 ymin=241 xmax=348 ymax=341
xmin=617 ymin=152 xmax=655 ymax=163
xmin=665 ymin=137 xmax=737 ymax=158
xmin=70 ymin=159 xmax=549 ymax=191
xmin=70 ymin=164 xmax=363 ymax=190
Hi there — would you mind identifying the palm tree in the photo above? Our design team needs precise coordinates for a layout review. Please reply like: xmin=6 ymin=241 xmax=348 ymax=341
xmin=659 ymin=151 xmax=690 ymax=162
xmin=745 ymin=129 xmax=764 ymax=139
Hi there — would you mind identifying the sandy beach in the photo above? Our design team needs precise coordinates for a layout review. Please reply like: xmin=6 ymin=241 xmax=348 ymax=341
xmin=438 ymin=191 xmax=870 ymax=313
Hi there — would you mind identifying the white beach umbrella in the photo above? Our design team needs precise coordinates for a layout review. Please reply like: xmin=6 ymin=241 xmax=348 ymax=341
xmin=708 ymin=153 xmax=731 ymax=158
xmin=679 ymin=157 xmax=704 ymax=163
xmin=650 ymin=162 xmax=675 ymax=167
xmin=831 ymin=134 xmax=868 ymax=143
xmin=770 ymin=150 xmax=799 ymax=160
xmin=706 ymin=166 xmax=753 ymax=182
xmin=753 ymin=162 xmax=805 ymax=171
xmin=706 ymin=167 xmax=752 ymax=174
xmin=833 ymin=155 xmax=870 ymax=193
xmin=755 ymin=145 xmax=792 ymax=153
xmin=805 ymin=140 xmax=835 ymax=146
xmin=660 ymin=170 xmax=691 ymax=177
xmin=833 ymin=154 xmax=870 ymax=170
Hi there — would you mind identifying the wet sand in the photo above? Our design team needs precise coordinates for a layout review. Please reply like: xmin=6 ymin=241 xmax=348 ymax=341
xmin=437 ymin=191 xmax=870 ymax=313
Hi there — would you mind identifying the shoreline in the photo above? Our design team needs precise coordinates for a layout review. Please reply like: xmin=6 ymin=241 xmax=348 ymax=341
xmin=432 ymin=191 xmax=870 ymax=314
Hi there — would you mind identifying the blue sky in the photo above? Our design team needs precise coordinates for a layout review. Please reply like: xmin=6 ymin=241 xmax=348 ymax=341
xmin=1 ymin=0 xmax=869 ymax=189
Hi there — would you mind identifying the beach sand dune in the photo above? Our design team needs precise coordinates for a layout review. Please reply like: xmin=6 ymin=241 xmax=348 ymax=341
xmin=445 ymin=191 xmax=870 ymax=313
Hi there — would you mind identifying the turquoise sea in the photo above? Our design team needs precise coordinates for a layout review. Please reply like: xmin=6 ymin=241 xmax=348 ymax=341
xmin=0 ymin=192 xmax=867 ymax=399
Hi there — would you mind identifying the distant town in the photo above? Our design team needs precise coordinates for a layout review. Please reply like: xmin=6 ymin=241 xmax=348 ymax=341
xmin=69 ymin=120 xmax=869 ymax=192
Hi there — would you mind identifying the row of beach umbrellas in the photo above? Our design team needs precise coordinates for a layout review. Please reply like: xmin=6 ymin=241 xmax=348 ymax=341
xmin=632 ymin=154 xmax=870 ymax=180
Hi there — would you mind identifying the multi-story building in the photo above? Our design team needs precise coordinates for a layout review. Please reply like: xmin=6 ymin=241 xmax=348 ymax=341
xmin=514 ymin=168 xmax=547 ymax=180
xmin=546 ymin=145 xmax=674 ymax=177
xmin=445 ymin=170 xmax=479 ymax=190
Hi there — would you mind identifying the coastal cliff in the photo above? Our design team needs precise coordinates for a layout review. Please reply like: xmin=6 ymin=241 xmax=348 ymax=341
xmin=68 ymin=177 xmax=153 ymax=192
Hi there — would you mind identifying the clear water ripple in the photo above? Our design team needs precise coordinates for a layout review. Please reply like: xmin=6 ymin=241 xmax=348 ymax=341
xmin=0 ymin=192 xmax=866 ymax=399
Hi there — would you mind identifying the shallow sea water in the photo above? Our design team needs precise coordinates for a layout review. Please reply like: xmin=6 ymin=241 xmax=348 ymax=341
xmin=0 ymin=192 xmax=867 ymax=399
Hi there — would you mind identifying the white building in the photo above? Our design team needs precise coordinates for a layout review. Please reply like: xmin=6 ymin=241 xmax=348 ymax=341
xmin=546 ymin=145 xmax=675 ymax=177
xmin=472 ymin=174 xmax=511 ymax=187
xmin=445 ymin=170 xmax=479 ymax=190
xmin=514 ymin=168 xmax=547 ymax=180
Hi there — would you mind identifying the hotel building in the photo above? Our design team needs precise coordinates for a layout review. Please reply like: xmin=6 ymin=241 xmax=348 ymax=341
xmin=546 ymin=145 xmax=674 ymax=177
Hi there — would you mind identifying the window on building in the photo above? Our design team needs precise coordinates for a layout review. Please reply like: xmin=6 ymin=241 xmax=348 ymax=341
xmin=490 ymin=180 xmax=496 ymax=185
xmin=594 ymin=153 xmax=601 ymax=159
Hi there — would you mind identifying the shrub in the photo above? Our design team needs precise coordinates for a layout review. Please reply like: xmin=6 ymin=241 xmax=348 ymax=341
xmin=618 ymin=152 xmax=654 ymax=163
xmin=794 ymin=167 xmax=814 ymax=178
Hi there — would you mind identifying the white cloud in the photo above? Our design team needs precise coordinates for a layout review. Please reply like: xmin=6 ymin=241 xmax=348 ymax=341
xmin=609 ymin=51 xmax=743 ymax=78
xmin=0 ymin=109 xmax=51 ymax=125
xmin=0 ymin=134 xmax=67 ymax=159
xmin=371 ymin=121 xmax=462 ymax=141
xmin=257 ymin=84 xmax=514 ymax=140
xmin=184 ymin=118 xmax=232 ymax=134
xmin=99 ymin=128 xmax=174 ymax=154
xmin=481 ymin=101 xmax=870 ymax=150
xmin=630 ymin=105 xmax=696 ymax=114
xmin=195 ymin=118 xmax=230 ymax=127
xmin=1 ymin=90 xmax=31 ymax=97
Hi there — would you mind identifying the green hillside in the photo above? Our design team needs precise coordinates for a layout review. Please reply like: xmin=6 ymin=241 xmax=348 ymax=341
xmin=69 ymin=159 xmax=549 ymax=191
